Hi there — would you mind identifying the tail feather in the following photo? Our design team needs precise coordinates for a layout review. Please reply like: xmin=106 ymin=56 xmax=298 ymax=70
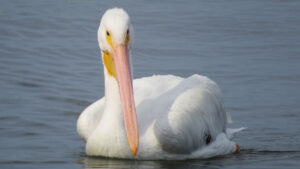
xmin=226 ymin=127 xmax=246 ymax=139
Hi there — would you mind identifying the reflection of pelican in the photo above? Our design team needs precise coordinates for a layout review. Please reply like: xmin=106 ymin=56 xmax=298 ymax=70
xmin=77 ymin=8 xmax=241 ymax=159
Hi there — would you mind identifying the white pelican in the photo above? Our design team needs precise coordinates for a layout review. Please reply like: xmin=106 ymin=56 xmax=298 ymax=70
xmin=77 ymin=8 xmax=243 ymax=160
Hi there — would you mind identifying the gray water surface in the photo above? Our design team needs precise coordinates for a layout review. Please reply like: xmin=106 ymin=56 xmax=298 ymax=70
xmin=1 ymin=0 xmax=300 ymax=168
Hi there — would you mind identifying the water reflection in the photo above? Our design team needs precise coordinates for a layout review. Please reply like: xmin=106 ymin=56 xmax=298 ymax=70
xmin=79 ymin=149 xmax=300 ymax=169
xmin=80 ymin=156 xmax=225 ymax=169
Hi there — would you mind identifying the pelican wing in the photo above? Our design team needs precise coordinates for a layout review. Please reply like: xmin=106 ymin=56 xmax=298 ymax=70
xmin=134 ymin=74 xmax=228 ymax=154
xmin=77 ymin=98 xmax=105 ymax=141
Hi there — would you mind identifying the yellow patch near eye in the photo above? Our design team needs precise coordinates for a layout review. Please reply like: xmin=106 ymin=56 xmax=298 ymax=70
xmin=126 ymin=34 xmax=130 ymax=45
xmin=102 ymin=50 xmax=116 ymax=78
xmin=106 ymin=30 xmax=113 ymax=47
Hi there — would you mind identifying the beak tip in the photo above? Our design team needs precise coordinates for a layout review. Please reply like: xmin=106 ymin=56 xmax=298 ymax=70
xmin=131 ymin=146 xmax=138 ymax=156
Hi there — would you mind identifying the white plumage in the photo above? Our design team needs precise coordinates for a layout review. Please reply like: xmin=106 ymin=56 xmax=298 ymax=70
xmin=77 ymin=8 xmax=242 ymax=160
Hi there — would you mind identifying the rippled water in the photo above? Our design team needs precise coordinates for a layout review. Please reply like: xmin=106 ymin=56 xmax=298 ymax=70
xmin=1 ymin=0 xmax=300 ymax=168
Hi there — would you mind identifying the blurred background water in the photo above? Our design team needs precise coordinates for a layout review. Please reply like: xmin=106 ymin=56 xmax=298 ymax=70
xmin=1 ymin=0 xmax=300 ymax=168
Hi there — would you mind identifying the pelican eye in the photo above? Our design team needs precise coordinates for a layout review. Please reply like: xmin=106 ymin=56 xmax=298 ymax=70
xmin=106 ymin=30 xmax=113 ymax=47
xmin=125 ymin=29 xmax=130 ymax=45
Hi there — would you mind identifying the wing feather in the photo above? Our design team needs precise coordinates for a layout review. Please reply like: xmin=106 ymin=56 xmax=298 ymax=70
xmin=153 ymin=75 xmax=228 ymax=154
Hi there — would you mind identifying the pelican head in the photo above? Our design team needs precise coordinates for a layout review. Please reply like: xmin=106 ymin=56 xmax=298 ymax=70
xmin=97 ymin=8 xmax=138 ymax=156
xmin=98 ymin=8 xmax=134 ymax=53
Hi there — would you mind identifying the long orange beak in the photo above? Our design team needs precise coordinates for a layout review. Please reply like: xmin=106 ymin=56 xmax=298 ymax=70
xmin=112 ymin=44 xmax=139 ymax=156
